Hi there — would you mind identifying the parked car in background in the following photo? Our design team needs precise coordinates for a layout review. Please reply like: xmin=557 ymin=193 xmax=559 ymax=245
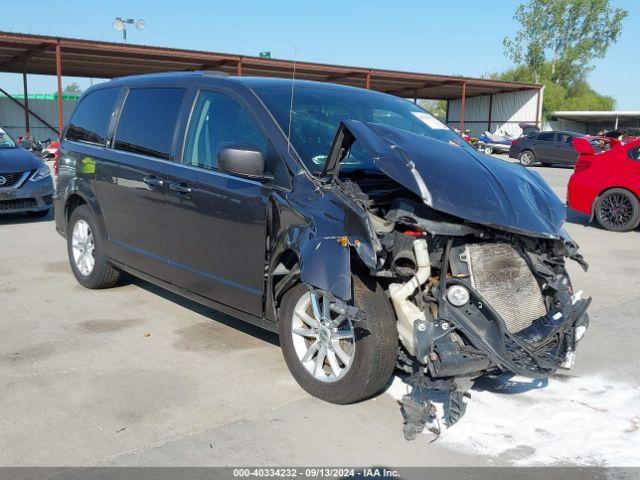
xmin=509 ymin=130 xmax=587 ymax=167
xmin=568 ymin=136 xmax=640 ymax=232
xmin=477 ymin=130 xmax=513 ymax=155
xmin=54 ymin=73 xmax=589 ymax=431
xmin=0 ymin=128 xmax=54 ymax=217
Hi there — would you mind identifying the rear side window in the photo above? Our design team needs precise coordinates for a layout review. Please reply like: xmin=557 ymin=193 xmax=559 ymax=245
xmin=558 ymin=133 xmax=572 ymax=144
xmin=114 ymin=88 xmax=186 ymax=160
xmin=629 ymin=146 xmax=640 ymax=161
xmin=537 ymin=132 xmax=556 ymax=142
xmin=65 ymin=88 xmax=119 ymax=145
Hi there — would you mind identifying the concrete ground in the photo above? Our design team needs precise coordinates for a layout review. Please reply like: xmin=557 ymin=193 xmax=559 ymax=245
xmin=0 ymin=157 xmax=638 ymax=467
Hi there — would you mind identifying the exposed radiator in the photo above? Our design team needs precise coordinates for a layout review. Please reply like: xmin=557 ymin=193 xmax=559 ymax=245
xmin=465 ymin=242 xmax=547 ymax=333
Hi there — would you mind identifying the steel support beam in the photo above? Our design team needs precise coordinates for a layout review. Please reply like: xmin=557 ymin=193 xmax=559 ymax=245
xmin=535 ymin=87 xmax=543 ymax=127
xmin=0 ymin=87 xmax=58 ymax=134
xmin=56 ymin=41 xmax=64 ymax=139
xmin=236 ymin=58 xmax=243 ymax=76
xmin=459 ymin=81 xmax=467 ymax=132
xmin=0 ymin=43 xmax=51 ymax=70
xmin=487 ymin=94 xmax=493 ymax=132
xmin=365 ymin=71 xmax=371 ymax=89
xmin=22 ymin=66 xmax=30 ymax=136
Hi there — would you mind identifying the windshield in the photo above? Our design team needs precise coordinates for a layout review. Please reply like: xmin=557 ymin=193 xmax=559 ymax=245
xmin=252 ymin=84 xmax=473 ymax=174
xmin=0 ymin=128 xmax=17 ymax=149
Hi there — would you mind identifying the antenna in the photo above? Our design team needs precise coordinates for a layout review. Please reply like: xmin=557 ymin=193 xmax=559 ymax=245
xmin=287 ymin=46 xmax=297 ymax=155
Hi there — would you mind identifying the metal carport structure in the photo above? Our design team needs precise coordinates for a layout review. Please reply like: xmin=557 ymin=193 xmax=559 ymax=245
xmin=0 ymin=31 xmax=542 ymax=139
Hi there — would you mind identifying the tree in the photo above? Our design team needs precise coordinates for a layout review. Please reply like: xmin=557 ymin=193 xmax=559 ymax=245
xmin=63 ymin=82 xmax=82 ymax=93
xmin=487 ymin=67 xmax=616 ymax=115
xmin=504 ymin=0 xmax=627 ymax=85
xmin=419 ymin=99 xmax=447 ymax=121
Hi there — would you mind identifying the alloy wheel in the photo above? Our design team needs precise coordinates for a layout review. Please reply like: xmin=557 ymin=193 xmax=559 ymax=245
xmin=290 ymin=290 xmax=355 ymax=383
xmin=71 ymin=219 xmax=95 ymax=276
xmin=520 ymin=151 xmax=534 ymax=166
xmin=599 ymin=192 xmax=635 ymax=229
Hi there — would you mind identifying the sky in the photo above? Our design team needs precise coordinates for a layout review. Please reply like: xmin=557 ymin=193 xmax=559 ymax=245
xmin=0 ymin=0 xmax=638 ymax=109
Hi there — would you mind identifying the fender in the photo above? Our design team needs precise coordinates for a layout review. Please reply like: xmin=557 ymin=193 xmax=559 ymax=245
xmin=267 ymin=173 xmax=379 ymax=319
xmin=61 ymin=177 xmax=107 ymax=238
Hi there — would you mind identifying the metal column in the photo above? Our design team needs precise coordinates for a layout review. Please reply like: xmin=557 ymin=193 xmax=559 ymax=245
xmin=55 ymin=41 xmax=64 ymax=139
xmin=487 ymin=94 xmax=494 ymax=133
xmin=22 ymin=66 xmax=30 ymax=136
xmin=459 ymin=81 xmax=467 ymax=132
xmin=535 ymin=87 xmax=543 ymax=128
xmin=236 ymin=58 xmax=243 ymax=76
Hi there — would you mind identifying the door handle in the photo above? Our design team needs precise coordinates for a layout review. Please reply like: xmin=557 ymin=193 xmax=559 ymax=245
xmin=169 ymin=182 xmax=192 ymax=194
xmin=142 ymin=175 xmax=164 ymax=188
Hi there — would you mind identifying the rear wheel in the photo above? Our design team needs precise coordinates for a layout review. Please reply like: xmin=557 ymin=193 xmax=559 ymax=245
xmin=595 ymin=188 xmax=640 ymax=232
xmin=518 ymin=150 xmax=536 ymax=167
xmin=278 ymin=275 xmax=397 ymax=404
xmin=67 ymin=205 xmax=120 ymax=288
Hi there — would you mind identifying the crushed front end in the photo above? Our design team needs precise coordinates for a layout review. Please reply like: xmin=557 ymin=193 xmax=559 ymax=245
xmin=365 ymin=197 xmax=590 ymax=438
xmin=327 ymin=121 xmax=591 ymax=439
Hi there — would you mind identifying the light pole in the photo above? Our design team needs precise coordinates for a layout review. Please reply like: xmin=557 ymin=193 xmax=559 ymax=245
xmin=113 ymin=17 xmax=145 ymax=42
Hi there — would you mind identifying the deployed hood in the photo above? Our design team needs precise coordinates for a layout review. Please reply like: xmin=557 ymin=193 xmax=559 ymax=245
xmin=0 ymin=147 xmax=41 ymax=174
xmin=327 ymin=120 xmax=566 ymax=239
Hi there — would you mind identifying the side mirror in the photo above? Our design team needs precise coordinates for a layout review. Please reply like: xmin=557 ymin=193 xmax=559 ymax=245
xmin=218 ymin=144 xmax=267 ymax=179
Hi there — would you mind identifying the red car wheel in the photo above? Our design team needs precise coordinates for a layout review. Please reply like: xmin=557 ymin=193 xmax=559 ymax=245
xmin=595 ymin=188 xmax=640 ymax=232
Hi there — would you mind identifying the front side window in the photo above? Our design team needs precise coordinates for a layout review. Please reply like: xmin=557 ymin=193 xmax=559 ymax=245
xmin=65 ymin=88 xmax=120 ymax=145
xmin=114 ymin=88 xmax=186 ymax=160
xmin=251 ymin=85 xmax=473 ymax=175
xmin=183 ymin=91 xmax=275 ymax=173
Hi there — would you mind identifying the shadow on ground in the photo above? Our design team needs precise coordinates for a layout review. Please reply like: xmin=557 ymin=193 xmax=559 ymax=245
xmin=0 ymin=208 xmax=54 ymax=225
xmin=128 ymin=275 xmax=280 ymax=347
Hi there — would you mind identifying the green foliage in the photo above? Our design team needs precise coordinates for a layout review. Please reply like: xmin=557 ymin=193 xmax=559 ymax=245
xmin=63 ymin=82 xmax=81 ymax=93
xmin=504 ymin=0 xmax=628 ymax=85
xmin=497 ymin=0 xmax=625 ymax=114
xmin=491 ymin=65 xmax=616 ymax=114
xmin=419 ymin=99 xmax=447 ymax=121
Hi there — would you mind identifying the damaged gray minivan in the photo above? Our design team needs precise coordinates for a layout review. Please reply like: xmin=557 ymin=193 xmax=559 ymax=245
xmin=55 ymin=73 xmax=590 ymax=430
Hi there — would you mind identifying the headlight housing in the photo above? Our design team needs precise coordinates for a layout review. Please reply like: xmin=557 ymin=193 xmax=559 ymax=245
xmin=30 ymin=163 xmax=51 ymax=182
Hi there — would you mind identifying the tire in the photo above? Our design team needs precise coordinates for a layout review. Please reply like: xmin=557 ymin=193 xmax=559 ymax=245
xmin=67 ymin=205 xmax=120 ymax=288
xmin=518 ymin=150 xmax=536 ymax=167
xmin=483 ymin=146 xmax=493 ymax=155
xmin=594 ymin=188 xmax=640 ymax=232
xmin=28 ymin=208 xmax=50 ymax=218
xmin=278 ymin=275 xmax=397 ymax=404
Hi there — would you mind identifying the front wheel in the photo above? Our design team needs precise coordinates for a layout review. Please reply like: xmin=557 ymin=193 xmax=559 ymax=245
xmin=483 ymin=146 xmax=493 ymax=155
xmin=278 ymin=275 xmax=397 ymax=404
xmin=67 ymin=205 xmax=121 ymax=288
xmin=595 ymin=188 xmax=640 ymax=232
xmin=518 ymin=150 xmax=536 ymax=167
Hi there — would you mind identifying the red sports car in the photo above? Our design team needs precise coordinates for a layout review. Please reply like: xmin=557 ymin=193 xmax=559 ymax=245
xmin=568 ymin=137 xmax=640 ymax=231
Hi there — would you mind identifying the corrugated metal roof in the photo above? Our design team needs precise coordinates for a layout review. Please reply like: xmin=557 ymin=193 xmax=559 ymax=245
xmin=0 ymin=31 xmax=541 ymax=100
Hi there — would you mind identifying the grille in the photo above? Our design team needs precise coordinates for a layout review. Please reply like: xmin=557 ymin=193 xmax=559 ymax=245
xmin=0 ymin=172 xmax=26 ymax=188
xmin=0 ymin=198 xmax=37 ymax=211
xmin=465 ymin=242 xmax=547 ymax=333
